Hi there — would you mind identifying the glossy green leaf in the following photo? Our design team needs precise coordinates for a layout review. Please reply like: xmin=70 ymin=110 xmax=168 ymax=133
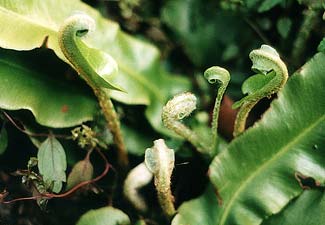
xmin=245 ymin=0 xmax=262 ymax=8
xmin=209 ymin=52 xmax=325 ymax=225
xmin=258 ymin=0 xmax=283 ymax=12
xmin=241 ymin=72 xmax=276 ymax=95
xmin=171 ymin=185 xmax=220 ymax=225
xmin=245 ymin=0 xmax=288 ymax=11
xmin=0 ymin=48 xmax=97 ymax=128
xmin=0 ymin=125 xmax=8 ymax=154
xmin=276 ymin=18 xmax=292 ymax=39
xmin=66 ymin=158 xmax=93 ymax=190
xmin=262 ymin=189 xmax=325 ymax=225
xmin=74 ymin=36 xmax=122 ymax=91
xmin=76 ymin=206 xmax=130 ymax=225
xmin=0 ymin=0 xmax=190 ymax=133
xmin=232 ymin=74 xmax=266 ymax=109
xmin=161 ymin=0 xmax=254 ymax=67
xmin=121 ymin=124 xmax=154 ymax=156
xmin=317 ymin=38 xmax=325 ymax=53
xmin=38 ymin=136 xmax=67 ymax=193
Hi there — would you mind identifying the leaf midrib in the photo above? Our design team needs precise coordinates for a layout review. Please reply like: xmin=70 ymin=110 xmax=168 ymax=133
xmin=117 ymin=62 xmax=165 ymax=102
xmin=0 ymin=5 xmax=165 ymax=104
xmin=49 ymin=137 xmax=57 ymax=178
xmin=0 ymin=6 xmax=57 ymax=32
xmin=218 ymin=113 xmax=325 ymax=225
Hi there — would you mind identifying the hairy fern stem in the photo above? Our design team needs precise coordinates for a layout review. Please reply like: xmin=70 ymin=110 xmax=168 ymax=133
xmin=58 ymin=14 xmax=128 ymax=167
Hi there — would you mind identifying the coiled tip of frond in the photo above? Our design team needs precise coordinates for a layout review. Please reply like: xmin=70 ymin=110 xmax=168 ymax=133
xmin=60 ymin=13 xmax=95 ymax=38
xmin=162 ymin=92 xmax=197 ymax=123
xmin=249 ymin=44 xmax=287 ymax=76
xmin=204 ymin=66 xmax=230 ymax=85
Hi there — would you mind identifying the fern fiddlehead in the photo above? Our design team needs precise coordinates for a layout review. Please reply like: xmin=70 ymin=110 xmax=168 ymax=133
xmin=145 ymin=139 xmax=176 ymax=218
xmin=58 ymin=14 xmax=128 ymax=167
xmin=123 ymin=162 xmax=153 ymax=212
xmin=204 ymin=66 xmax=230 ymax=147
xmin=162 ymin=92 xmax=210 ymax=152
xmin=233 ymin=45 xmax=288 ymax=137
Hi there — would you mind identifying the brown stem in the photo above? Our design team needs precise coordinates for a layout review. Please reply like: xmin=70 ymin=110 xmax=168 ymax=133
xmin=45 ymin=148 xmax=110 ymax=198
xmin=2 ymin=111 xmax=72 ymax=139
xmin=1 ymin=147 xmax=110 ymax=204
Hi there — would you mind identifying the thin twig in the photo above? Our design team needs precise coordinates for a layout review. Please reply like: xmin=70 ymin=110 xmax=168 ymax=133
xmin=244 ymin=17 xmax=271 ymax=45
xmin=1 ymin=147 xmax=110 ymax=203
xmin=85 ymin=147 xmax=93 ymax=161
xmin=2 ymin=196 xmax=43 ymax=204
xmin=45 ymin=148 xmax=110 ymax=198
xmin=1 ymin=111 xmax=72 ymax=139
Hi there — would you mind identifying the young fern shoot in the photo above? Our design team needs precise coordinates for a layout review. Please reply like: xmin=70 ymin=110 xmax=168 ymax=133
xmin=162 ymin=92 xmax=209 ymax=153
xmin=204 ymin=66 xmax=230 ymax=148
xmin=233 ymin=45 xmax=288 ymax=137
xmin=145 ymin=139 xmax=175 ymax=218
xmin=58 ymin=14 xmax=128 ymax=167
xmin=123 ymin=162 xmax=153 ymax=212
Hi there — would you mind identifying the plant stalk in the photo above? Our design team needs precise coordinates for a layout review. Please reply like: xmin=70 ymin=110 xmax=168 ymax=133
xmin=94 ymin=89 xmax=129 ymax=167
